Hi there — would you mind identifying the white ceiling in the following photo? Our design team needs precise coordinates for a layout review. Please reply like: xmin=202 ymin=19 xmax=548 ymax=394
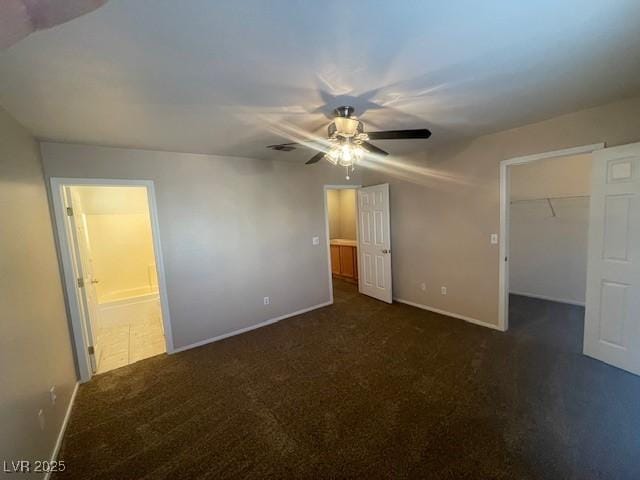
xmin=1 ymin=0 xmax=640 ymax=162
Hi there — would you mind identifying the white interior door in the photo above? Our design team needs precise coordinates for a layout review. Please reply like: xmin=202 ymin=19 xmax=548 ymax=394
xmin=76 ymin=215 xmax=101 ymax=332
xmin=357 ymin=184 xmax=392 ymax=303
xmin=584 ymin=142 xmax=640 ymax=375
xmin=64 ymin=187 xmax=101 ymax=373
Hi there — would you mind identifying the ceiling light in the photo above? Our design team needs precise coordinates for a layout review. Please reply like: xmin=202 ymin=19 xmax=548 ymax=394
xmin=325 ymin=141 xmax=364 ymax=179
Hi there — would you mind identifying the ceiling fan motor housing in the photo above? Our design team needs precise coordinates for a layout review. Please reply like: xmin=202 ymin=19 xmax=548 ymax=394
xmin=334 ymin=105 xmax=355 ymax=118
xmin=330 ymin=107 xmax=366 ymax=141
xmin=331 ymin=118 xmax=363 ymax=138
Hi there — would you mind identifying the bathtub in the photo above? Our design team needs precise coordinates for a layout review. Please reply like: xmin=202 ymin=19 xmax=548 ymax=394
xmin=98 ymin=287 xmax=161 ymax=329
xmin=99 ymin=286 xmax=158 ymax=304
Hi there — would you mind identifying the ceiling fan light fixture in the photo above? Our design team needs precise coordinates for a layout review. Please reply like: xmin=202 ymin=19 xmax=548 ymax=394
xmin=325 ymin=147 xmax=339 ymax=165
xmin=271 ymin=105 xmax=432 ymax=173
xmin=323 ymin=141 xmax=365 ymax=179
xmin=325 ymin=142 xmax=364 ymax=168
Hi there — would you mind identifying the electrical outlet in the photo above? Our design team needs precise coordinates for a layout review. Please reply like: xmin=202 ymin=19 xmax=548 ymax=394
xmin=490 ymin=233 xmax=498 ymax=245
xmin=263 ymin=296 xmax=270 ymax=305
xmin=49 ymin=386 xmax=57 ymax=406
xmin=420 ymin=282 xmax=427 ymax=292
xmin=441 ymin=286 xmax=447 ymax=295
xmin=37 ymin=409 xmax=45 ymax=431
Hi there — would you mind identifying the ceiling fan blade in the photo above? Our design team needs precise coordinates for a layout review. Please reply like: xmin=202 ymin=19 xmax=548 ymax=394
xmin=360 ymin=141 xmax=389 ymax=156
xmin=305 ymin=152 xmax=326 ymax=165
xmin=367 ymin=129 xmax=431 ymax=140
xmin=267 ymin=142 xmax=299 ymax=147
xmin=267 ymin=142 xmax=299 ymax=151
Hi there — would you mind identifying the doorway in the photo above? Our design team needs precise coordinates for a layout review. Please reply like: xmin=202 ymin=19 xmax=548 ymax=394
xmin=51 ymin=179 xmax=173 ymax=382
xmin=326 ymin=187 xmax=359 ymax=291
xmin=324 ymin=183 xmax=393 ymax=304
xmin=507 ymin=153 xmax=592 ymax=355
xmin=509 ymin=154 xmax=592 ymax=306
xmin=498 ymin=144 xmax=604 ymax=331
xmin=500 ymin=142 xmax=640 ymax=376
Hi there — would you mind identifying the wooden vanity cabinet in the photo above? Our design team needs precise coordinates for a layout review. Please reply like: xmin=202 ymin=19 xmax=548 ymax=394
xmin=330 ymin=242 xmax=358 ymax=282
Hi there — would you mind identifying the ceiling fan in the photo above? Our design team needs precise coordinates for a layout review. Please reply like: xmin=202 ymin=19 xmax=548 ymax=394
xmin=267 ymin=106 xmax=431 ymax=178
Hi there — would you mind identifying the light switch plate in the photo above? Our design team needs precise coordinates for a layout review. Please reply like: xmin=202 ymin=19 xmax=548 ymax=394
xmin=312 ymin=236 xmax=320 ymax=245
xmin=490 ymin=233 xmax=498 ymax=244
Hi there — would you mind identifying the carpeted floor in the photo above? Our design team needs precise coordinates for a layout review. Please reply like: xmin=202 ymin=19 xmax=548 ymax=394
xmin=54 ymin=280 xmax=640 ymax=479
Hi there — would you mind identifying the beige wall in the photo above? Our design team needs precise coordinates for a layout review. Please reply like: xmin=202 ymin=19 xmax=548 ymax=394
xmin=86 ymin=214 xmax=157 ymax=300
xmin=327 ymin=189 xmax=341 ymax=239
xmin=0 ymin=108 xmax=77 ymax=471
xmin=339 ymin=189 xmax=357 ymax=240
xmin=40 ymin=143 xmax=361 ymax=349
xmin=510 ymin=154 xmax=592 ymax=201
xmin=363 ymin=95 xmax=640 ymax=326
xmin=509 ymin=155 xmax=591 ymax=305
xmin=72 ymin=186 xmax=157 ymax=302
xmin=327 ymin=189 xmax=357 ymax=240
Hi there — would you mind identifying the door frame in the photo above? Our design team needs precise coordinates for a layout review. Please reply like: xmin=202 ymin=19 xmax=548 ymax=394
xmin=498 ymin=143 xmax=605 ymax=331
xmin=50 ymin=177 xmax=174 ymax=382
xmin=323 ymin=184 xmax=361 ymax=304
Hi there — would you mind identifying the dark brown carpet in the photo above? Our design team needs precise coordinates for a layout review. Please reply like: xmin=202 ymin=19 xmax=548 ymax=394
xmin=54 ymin=281 xmax=640 ymax=479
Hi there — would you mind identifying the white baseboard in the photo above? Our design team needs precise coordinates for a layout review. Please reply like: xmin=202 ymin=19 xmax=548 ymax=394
xmin=171 ymin=300 xmax=333 ymax=354
xmin=509 ymin=290 xmax=585 ymax=307
xmin=394 ymin=298 xmax=504 ymax=331
xmin=45 ymin=381 xmax=79 ymax=480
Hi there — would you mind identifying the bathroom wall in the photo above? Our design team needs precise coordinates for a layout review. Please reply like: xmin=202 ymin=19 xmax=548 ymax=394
xmin=327 ymin=190 xmax=341 ymax=239
xmin=73 ymin=186 xmax=157 ymax=303
xmin=327 ymin=189 xmax=357 ymax=240
xmin=338 ymin=189 xmax=357 ymax=240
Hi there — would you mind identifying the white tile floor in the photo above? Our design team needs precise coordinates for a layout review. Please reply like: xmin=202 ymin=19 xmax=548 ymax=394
xmin=96 ymin=301 xmax=166 ymax=374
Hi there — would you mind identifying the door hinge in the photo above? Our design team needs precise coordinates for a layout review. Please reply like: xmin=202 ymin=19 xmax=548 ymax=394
xmin=77 ymin=277 xmax=84 ymax=288
xmin=88 ymin=345 xmax=95 ymax=355
xmin=66 ymin=206 xmax=74 ymax=216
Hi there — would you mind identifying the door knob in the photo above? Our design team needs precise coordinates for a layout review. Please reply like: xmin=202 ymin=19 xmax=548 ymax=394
xmin=382 ymin=249 xmax=390 ymax=254
xmin=91 ymin=279 xmax=99 ymax=284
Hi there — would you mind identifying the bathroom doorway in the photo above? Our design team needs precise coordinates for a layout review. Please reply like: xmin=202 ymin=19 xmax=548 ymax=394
xmin=51 ymin=179 xmax=172 ymax=381
xmin=325 ymin=187 xmax=359 ymax=299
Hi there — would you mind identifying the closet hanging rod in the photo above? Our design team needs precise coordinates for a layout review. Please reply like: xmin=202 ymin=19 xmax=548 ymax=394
xmin=510 ymin=194 xmax=589 ymax=204
xmin=547 ymin=198 xmax=556 ymax=217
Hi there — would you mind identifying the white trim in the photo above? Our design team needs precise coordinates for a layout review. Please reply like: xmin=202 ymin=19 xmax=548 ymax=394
xmin=500 ymin=143 xmax=606 ymax=168
xmin=498 ymin=143 xmax=604 ymax=332
xmin=172 ymin=301 xmax=332 ymax=353
xmin=509 ymin=291 xmax=586 ymax=307
xmin=44 ymin=382 xmax=79 ymax=480
xmin=323 ymin=185 xmax=361 ymax=304
xmin=394 ymin=298 xmax=503 ymax=331
xmin=49 ymin=177 xmax=174 ymax=382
